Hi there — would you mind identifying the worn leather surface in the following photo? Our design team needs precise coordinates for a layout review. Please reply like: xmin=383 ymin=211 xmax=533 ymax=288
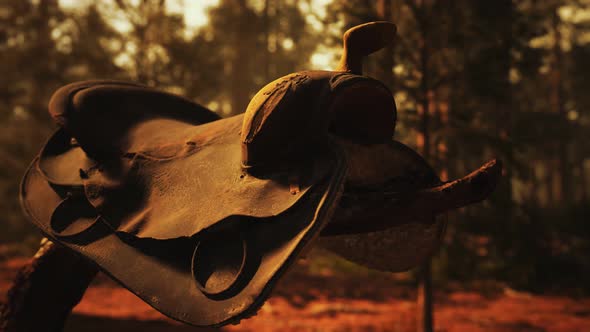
xmin=20 ymin=79 xmax=350 ymax=326
xmin=319 ymin=140 xmax=447 ymax=272
xmin=241 ymin=70 xmax=396 ymax=168
xmin=38 ymin=115 xmax=332 ymax=240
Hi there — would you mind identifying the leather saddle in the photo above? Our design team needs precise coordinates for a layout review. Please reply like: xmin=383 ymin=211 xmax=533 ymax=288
xmin=20 ymin=22 xmax=446 ymax=326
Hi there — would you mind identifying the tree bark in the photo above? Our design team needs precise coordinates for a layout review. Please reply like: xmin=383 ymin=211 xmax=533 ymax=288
xmin=551 ymin=7 xmax=572 ymax=205
xmin=416 ymin=261 xmax=433 ymax=332
xmin=0 ymin=238 xmax=99 ymax=332
xmin=376 ymin=0 xmax=395 ymax=89
xmin=417 ymin=1 xmax=434 ymax=329
xmin=230 ymin=0 xmax=254 ymax=115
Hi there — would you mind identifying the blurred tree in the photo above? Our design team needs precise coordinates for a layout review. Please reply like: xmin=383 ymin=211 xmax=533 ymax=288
xmin=325 ymin=0 xmax=590 ymax=303
xmin=205 ymin=0 xmax=319 ymax=114
xmin=1 ymin=0 xmax=589 ymax=299
xmin=375 ymin=0 xmax=395 ymax=89
xmin=440 ymin=0 xmax=590 ymax=291
xmin=0 ymin=0 xmax=125 ymax=245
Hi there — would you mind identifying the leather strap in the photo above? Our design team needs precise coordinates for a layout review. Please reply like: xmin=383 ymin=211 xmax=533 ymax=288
xmin=191 ymin=229 xmax=249 ymax=299
xmin=49 ymin=194 xmax=102 ymax=239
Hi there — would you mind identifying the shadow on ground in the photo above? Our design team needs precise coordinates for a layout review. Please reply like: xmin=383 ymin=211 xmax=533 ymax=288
xmin=3 ymin=252 xmax=590 ymax=332
xmin=64 ymin=314 xmax=221 ymax=332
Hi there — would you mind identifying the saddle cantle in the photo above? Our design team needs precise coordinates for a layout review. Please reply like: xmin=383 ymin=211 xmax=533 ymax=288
xmin=20 ymin=22 xmax=450 ymax=326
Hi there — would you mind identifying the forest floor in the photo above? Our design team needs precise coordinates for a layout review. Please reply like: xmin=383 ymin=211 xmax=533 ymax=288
xmin=1 ymin=251 xmax=589 ymax=332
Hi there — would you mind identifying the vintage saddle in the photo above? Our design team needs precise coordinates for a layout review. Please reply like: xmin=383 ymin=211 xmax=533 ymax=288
xmin=20 ymin=22 xmax=447 ymax=326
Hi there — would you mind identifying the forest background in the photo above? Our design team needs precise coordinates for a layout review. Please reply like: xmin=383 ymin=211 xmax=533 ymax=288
xmin=1 ymin=0 xmax=589 ymax=295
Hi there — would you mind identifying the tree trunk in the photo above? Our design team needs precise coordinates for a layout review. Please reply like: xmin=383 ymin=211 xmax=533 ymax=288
xmin=551 ymin=8 xmax=571 ymax=205
xmin=581 ymin=163 xmax=588 ymax=203
xmin=376 ymin=0 xmax=395 ymax=89
xmin=230 ymin=0 xmax=254 ymax=115
xmin=416 ymin=2 xmax=434 ymax=330
xmin=263 ymin=0 xmax=271 ymax=83
xmin=416 ymin=262 xmax=433 ymax=332
xmin=0 ymin=239 xmax=99 ymax=332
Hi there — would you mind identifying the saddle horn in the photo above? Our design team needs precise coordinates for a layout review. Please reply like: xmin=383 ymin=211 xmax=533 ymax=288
xmin=336 ymin=21 xmax=397 ymax=74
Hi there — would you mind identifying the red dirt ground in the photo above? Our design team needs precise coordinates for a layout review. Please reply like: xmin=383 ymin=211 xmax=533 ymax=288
xmin=1 ymin=256 xmax=589 ymax=332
